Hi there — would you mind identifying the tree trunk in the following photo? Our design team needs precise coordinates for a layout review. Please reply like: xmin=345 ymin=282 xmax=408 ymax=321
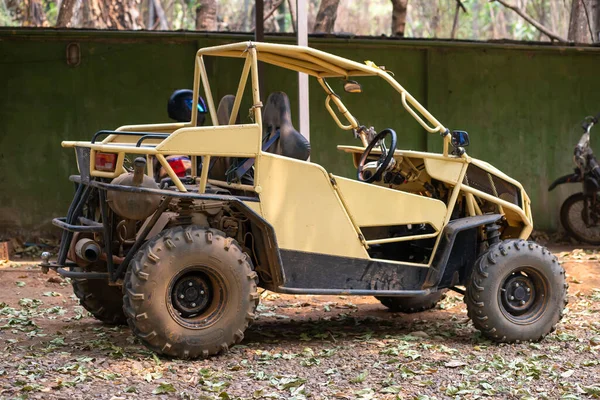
xmin=80 ymin=0 xmax=93 ymax=28
xmin=9 ymin=0 xmax=48 ymax=27
xmin=390 ymin=0 xmax=408 ymax=37
xmin=84 ymin=0 xmax=141 ymax=29
xmin=497 ymin=7 xmax=508 ymax=38
xmin=56 ymin=0 xmax=78 ymax=27
xmin=568 ymin=0 xmax=597 ymax=43
xmin=241 ymin=0 xmax=251 ymax=31
xmin=287 ymin=0 xmax=296 ymax=33
xmin=592 ymin=0 xmax=600 ymax=42
xmin=196 ymin=0 xmax=217 ymax=31
xmin=147 ymin=0 xmax=155 ymax=29
xmin=151 ymin=0 xmax=169 ymax=30
xmin=537 ymin=0 xmax=546 ymax=41
xmin=313 ymin=0 xmax=340 ymax=33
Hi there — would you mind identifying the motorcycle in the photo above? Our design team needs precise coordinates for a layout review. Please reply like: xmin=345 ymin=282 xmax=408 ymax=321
xmin=549 ymin=113 xmax=600 ymax=244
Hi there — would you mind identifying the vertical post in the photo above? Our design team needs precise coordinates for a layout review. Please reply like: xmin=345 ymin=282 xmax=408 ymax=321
xmin=297 ymin=0 xmax=310 ymax=146
xmin=255 ymin=0 xmax=264 ymax=93
xmin=249 ymin=47 xmax=263 ymax=185
xmin=255 ymin=0 xmax=264 ymax=42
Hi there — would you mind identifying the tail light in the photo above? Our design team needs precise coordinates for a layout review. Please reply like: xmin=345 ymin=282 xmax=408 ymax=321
xmin=167 ymin=156 xmax=191 ymax=177
xmin=95 ymin=152 xmax=117 ymax=172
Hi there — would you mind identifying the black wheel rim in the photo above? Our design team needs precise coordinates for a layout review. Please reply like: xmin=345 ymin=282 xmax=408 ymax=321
xmin=499 ymin=267 xmax=548 ymax=324
xmin=167 ymin=267 xmax=227 ymax=329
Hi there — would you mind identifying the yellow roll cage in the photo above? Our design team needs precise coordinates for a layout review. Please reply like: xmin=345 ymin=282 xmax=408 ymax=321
xmin=193 ymin=41 xmax=450 ymax=149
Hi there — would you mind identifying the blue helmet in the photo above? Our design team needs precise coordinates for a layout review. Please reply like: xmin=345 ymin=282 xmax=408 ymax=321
xmin=167 ymin=89 xmax=207 ymax=125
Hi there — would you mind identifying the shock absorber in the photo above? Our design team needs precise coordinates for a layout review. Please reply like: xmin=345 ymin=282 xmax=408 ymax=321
xmin=485 ymin=223 xmax=501 ymax=246
xmin=175 ymin=198 xmax=194 ymax=226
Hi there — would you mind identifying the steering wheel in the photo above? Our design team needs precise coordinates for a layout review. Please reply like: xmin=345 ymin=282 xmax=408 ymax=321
xmin=357 ymin=128 xmax=398 ymax=183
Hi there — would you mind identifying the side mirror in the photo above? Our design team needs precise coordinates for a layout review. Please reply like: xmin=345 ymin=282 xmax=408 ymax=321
xmin=451 ymin=130 xmax=470 ymax=147
xmin=343 ymin=80 xmax=362 ymax=94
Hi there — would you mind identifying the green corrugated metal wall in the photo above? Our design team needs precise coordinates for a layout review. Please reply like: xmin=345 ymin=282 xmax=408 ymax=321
xmin=1 ymin=29 xmax=599 ymax=237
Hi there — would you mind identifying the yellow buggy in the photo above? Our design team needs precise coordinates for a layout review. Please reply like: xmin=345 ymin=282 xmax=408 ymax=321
xmin=42 ymin=42 xmax=567 ymax=358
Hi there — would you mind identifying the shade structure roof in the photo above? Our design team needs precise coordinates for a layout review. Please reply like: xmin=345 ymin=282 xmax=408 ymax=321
xmin=197 ymin=41 xmax=383 ymax=78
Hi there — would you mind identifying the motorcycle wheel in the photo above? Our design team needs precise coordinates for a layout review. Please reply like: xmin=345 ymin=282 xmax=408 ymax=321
xmin=560 ymin=192 xmax=600 ymax=245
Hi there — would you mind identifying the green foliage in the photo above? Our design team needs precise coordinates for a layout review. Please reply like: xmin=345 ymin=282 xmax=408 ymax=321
xmin=152 ymin=382 xmax=176 ymax=394
xmin=0 ymin=1 xmax=17 ymax=26
xmin=44 ymin=1 xmax=59 ymax=26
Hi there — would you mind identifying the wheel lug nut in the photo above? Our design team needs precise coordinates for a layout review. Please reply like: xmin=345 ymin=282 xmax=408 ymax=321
xmin=510 ymin=296 xmax=515 ymax=300
xmin=515 ymin=283 xmax=520 ymax=288
xmin=191 ymin=302 xmax=196 ymax=307
xmin=520 ymin=300 xmax=525 ymax=305
xmin=188 ymin=282 xmax=193 ymax=287
xmin=526 ymin=288 xmax=531 ymax=293
xmin=200 ymin=290 xmax=205 ymax=295
xmin=179 ymin=294 xmax=184 ymax=299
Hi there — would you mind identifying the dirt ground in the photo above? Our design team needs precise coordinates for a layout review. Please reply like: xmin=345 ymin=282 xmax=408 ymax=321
xmin=1 ymin=246 xmax=600 ymax=400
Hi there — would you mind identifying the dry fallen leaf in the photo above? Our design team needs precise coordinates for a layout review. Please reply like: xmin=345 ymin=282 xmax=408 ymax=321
xmin=444 ymin=360 xmax=467 ymax=368
xmin=561 ymin=370 xmax=575 ymax=378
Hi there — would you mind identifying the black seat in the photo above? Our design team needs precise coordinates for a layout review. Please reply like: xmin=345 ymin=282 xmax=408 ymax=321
xmin=208 ymin=95 xmax=239 ymax=180
xmin=209 ymin=92 xmax=310 ymax=183
xmin=262 ymin=92 xmax=310 ymax=161
xmin=217 ymin=94 xmax=238 ymax=125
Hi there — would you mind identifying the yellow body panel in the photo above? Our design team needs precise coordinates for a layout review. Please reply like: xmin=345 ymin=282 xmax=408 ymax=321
xmin=257 ymin=153 xmax=369 ymax=259
xmin=242 ymin=201 xmax=262 ymax=216
xmin=424 ymin=158 xmax=465 ymax=185
xmin=336 ymin=145 xmax=531 ymax=238
xmin=157 ymin=124 xmax=261 ymax=156
xmin=333 ymin=177 xmax=447 ymax=231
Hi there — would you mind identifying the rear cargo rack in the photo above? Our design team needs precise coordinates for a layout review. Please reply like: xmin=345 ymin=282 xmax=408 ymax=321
xmin=91 ymin=130 xmax=168 ymax=144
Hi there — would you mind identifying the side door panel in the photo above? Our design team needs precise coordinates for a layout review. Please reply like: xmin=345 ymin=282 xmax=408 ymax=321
xmin=257 ymin=154 xmax=369 ymax=259
xmin=333 ymin=176 xmax=447 ymax=232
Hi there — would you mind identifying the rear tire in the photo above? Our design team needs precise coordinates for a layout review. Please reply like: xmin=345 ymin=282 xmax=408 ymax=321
xmin=123 ymin=226 xmax=258 ymax=359
xmin=72 ymin=272 xmax=127 ymax=325
xmin=376 ymin=291 xmax=446 ymax=313
xmin=560 ymin=192 xmax=600 ymax=245
xmin=465 ymin=239 xmax=567 ymax=343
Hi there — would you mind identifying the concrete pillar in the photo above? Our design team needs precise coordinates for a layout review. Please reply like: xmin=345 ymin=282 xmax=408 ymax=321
xmin=297 ymin=0 xmax=310 ymax=144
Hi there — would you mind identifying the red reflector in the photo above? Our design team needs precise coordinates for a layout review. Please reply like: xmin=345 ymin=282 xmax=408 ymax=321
xmin=167 ymin=157 xmax=190 ymax=177
xmin=95 ymin=152 xmax=117 ymax=172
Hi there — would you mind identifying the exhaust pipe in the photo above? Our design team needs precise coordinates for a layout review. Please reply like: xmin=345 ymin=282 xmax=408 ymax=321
xmin=75 ymin=239 xmax=101 ymax=262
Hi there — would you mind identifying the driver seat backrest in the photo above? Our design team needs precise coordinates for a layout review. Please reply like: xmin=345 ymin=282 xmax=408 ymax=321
xmin=208 ymin=95 xmax=240 ymax=180
xmin=262 ymin=92 xmax=310 ymax=161
xmin=216 ymin=94 xmax=238 ymax=125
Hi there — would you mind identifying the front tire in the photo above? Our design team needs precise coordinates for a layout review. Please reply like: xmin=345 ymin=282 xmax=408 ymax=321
xmin=123 ymin=226 xmax=258 ymax=359
xmin=465 ymin=239 xmax=567 ymax=343
xmin=560 ymin=192 xmax=600 ymax=245
xmin=376 ymin=290 xmax=446 ymax=313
